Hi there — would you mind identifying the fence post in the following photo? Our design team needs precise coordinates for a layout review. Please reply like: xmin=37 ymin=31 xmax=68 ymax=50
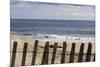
xmin=78 ymin=43 xmax=84 ymax=62
xmin=51 ymin=42 xmax=58 ymax=64
xmin=41 ymin=41 xmax=49 ymax=64
xmin=61 ymin=42 xmax=67 ymax=63
xmin=86 ymin=43 xmax=92 ymax=62
xmin=69 ymin=43 xmax=75 ymax=63
xmin=21 ymin=42 xmax=28 ymax=66
xmin=31 ymin=40 xmax=39 ymax=65
xmin=93 ymin=54 xmax=95 ymax=61
xmin=10 ymin=41 xmax=17 ymax=67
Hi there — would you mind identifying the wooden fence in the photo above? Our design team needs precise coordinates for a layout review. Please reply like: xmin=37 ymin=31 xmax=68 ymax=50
xmin=10 ymin=40 xmax=95 ymax=67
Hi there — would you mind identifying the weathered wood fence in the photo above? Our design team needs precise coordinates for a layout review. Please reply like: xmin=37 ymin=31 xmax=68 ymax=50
xmin=10 ymin=40 xmax=95 ymax=67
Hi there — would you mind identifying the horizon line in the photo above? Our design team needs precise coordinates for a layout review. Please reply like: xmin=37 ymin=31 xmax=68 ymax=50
xmin=10 ymin=18 xmax=95 ymax=21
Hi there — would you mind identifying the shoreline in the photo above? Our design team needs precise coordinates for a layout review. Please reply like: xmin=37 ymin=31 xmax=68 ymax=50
xmin=10 ymin=34 xmax=95 ymax=53
xmin=10 ymin=33 xmax=95 ymax=41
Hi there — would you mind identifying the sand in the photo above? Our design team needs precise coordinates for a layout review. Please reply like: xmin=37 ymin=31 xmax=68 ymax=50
xmin=10 ymin=34 xmax=95 ymax=67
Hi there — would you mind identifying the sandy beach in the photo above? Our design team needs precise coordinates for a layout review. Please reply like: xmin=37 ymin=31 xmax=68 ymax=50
xmin=10 ymin=34 xmax=95 ymax=67
xmin=10 ymin=1 xmax=95 ymax=67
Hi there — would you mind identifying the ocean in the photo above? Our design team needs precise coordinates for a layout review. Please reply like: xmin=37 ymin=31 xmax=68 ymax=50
xmin=11 ymin=19 xmax=95 ymax=38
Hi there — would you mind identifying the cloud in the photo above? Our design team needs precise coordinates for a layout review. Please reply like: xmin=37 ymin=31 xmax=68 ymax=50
xmin=10 ymin=1 xmax=95 ymax=20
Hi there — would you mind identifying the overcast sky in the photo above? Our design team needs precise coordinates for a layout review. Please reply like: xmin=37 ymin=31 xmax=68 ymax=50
xmin=10 ymin=0 xmax=95 ymax=20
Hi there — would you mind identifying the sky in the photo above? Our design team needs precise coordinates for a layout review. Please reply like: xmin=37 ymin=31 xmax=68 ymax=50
xmin=23 ymin=0 xmax=95 ymax=5
xmin=10 ymin=0 xmax=95 ymax=20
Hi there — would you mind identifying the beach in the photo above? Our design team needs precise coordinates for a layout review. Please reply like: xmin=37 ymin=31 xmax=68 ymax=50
xmin=10 ymin=1 xmax=95 ymax=67
xmin=10 ymin=34 xmax=95 ymax=67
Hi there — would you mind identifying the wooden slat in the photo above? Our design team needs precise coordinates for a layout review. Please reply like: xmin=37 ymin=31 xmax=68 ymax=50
xmin=51 ymin=42 xmax=58 ymax=64
xmin=86 ymin=43 xmax=92 ymax=62
xmin=93 ymin=54 xmax=95 ymax=61
xmin=21 ymin=42 xmax=28 ymax=66
xmin=31 ymin=40 xmax=39 ymax=65
xmin=69 ymin=43 xmax=75 ymax=63
xmin=10 ymin=41 xmax=17 ymax=67
xmin=61 ymin=42 xmax=67 ymax=63
xmin=41 ymin=42 xmax=49 ymax=64
xmin=78 ymin=43 xmax=84 ymax=62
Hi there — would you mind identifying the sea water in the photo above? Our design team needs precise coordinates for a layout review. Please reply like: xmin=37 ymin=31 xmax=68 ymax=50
xmin=11 ymin=19 xmax=95 ymax=39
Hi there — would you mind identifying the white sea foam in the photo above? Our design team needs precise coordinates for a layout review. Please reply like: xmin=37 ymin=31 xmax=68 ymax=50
xmin=11 ymin=31 xmax=95 ymax=42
